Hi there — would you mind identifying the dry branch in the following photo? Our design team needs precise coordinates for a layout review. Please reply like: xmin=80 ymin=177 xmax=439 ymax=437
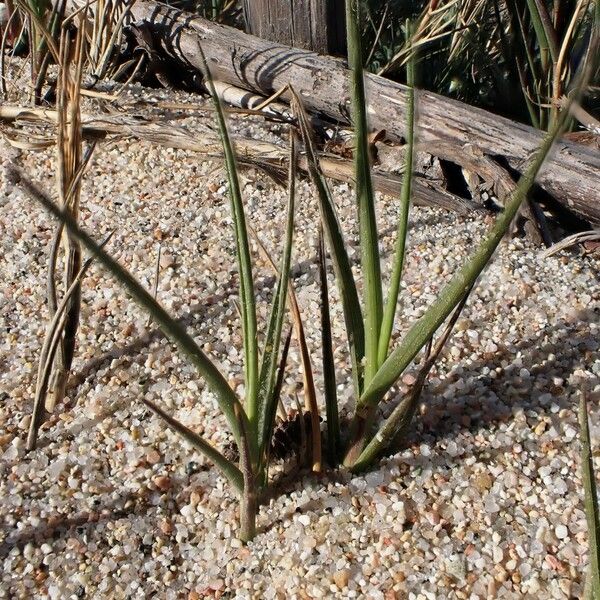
xmin=79 ymin=0 xmax=598 ymax=224
xmin=0 ymin=104 xmax=477 ymax=214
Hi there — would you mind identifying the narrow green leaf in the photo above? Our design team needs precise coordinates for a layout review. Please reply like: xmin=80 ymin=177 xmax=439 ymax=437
xmin=13 ymin=172 xmax=246 ymax=447
xmin=144 ymin=398 xmax=243 ymax=493
xmin=346 ymin=0 xmax=383 ymax=385
xmin=358 ymin=96 xmax=574 ymax=412
xmin=353 ymin=287 xmax=472 ymax=471
xmin=579 ymin=390 xmax=600 ymax=600
xmin=28 ymin=232 xmax=113 ymax=451
xmin=256 ymin=135 xmax=296 ymax=456
xmin=290 ymin=87 xmax=365 ymax=398
xmin=195 ymin=42 xmax=259 ymax=427
xmin=377 ymin=30 xmax=416 ymax=367
xmin=319 ymin=228 xmax=340 ymax=467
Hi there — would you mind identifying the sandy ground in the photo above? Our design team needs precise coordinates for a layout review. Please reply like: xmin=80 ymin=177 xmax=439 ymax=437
xmin=0 ymin=80 xmax=599 ymax=599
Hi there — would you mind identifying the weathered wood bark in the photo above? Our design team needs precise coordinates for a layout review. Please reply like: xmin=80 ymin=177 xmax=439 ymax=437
xmin=73 ymin=0 xmax=600 ymax=224
xmin=243 ymin=0 xmax=345 ymax=55
xmin=0 ymin=104 xmax=478 ymax=214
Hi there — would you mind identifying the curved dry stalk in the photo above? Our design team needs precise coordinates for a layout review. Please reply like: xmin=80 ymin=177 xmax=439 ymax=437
xmin=12 ymin=170 xmax=248 ymax=448
xmin=45 ymin=22 xmax=87 ymax=413
xmin=250 ymin=227 xmax=322 ymax=474
xmin=541 ymin=229 xmax=600 ymax=258
xmin=28 ymin=232 xmax=113 ymax=450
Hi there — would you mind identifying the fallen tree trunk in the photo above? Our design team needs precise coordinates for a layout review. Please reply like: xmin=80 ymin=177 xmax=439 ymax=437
xmin=104 ymin=0 xmax=599 ymax=224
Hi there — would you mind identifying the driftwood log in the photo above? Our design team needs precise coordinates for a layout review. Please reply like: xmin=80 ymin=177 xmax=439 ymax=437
xmin=26 ymin=0 xmax=599 ymax=224
xmin=100 ymin=0 xmax=599 ymax=225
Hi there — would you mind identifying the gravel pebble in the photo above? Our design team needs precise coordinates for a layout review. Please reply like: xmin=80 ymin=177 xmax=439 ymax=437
xmin=1 ymin=67 xmax=599 ymax=599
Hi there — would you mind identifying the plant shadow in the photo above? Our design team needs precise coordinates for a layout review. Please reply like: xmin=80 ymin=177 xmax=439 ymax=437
xmin=255 ymin=305 xmax=599 ymax=531
xmin=0 ymin=492 xmax=151 ymax=559
xmin=411 ymin=306 xmax=599 ymax=445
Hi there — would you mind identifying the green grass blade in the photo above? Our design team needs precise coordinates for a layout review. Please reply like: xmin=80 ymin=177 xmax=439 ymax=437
xmin=256 ymin=135 xmax=296 ymax=457
xmin=525 ymin=0 xmax=558 ymax=64
xmin=358 ymin=97 xmax=574 ymax=412
xmin=346 ymin=0 xmax=383 ymax=385
xmin=144 ymin=398 xmax=243 ymax=493
xmin=319 ymin=228 xmax=340 ymax=467
xmin=353 ymin=287 xmax=472 ymax=471
xmin=290 ymin=87 xmax=365 ymax=398
xmin=196 ymin=42 xmax=259 ymax=427
xmin=377 ymin=34 xmax=416 ymax=367
xmin=13 ymin=171 xmax=247 ymax=447
xmin=579 ymin=390 xmax=600 ymax=600
xmin=251 ymin=222 xmax=323 ymax=473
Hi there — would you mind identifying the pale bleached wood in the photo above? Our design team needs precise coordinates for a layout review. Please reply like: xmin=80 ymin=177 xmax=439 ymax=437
xmin=89 ymin=0 xmax=598 ymax=224
xmin=0 ymin=104 xmax=477 ymax=214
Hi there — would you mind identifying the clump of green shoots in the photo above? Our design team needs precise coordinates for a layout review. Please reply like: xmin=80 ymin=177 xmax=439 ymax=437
xmin=13 ymin=0 xmax=594 ymax=544
xmin=294 ymin=0 xmax=589 ymax=472
xmin=15 ymin=43 xmax=300 ymax=541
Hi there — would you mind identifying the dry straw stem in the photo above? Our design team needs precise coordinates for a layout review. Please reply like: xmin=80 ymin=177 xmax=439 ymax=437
xmin=250 ymin=226 xmax=323 ymax=473
xmin=541 ymin=229 xmax=600 ymax=257
xmin=47 ymin=23 xmax=87 ymax=408
xmin=27 ymin=18 xmax=90 ymax=449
